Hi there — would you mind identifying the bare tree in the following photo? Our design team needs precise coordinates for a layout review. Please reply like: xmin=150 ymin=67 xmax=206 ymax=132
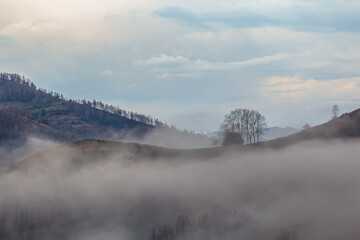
xmin=331 ymin=104 xmax=340 ymax=120
xmin=255 ymin=112 xmax=267 ymax=142
xmin=220 ymin=108 xmax=267 ymax=144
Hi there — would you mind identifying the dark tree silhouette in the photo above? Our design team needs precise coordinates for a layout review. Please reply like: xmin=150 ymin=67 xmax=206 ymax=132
xmin=222 ymin=132 xmax=244 ymax=146
xmin=220 ymin=108 xmax=267 ymax=144
xmin=331 ymin=104 xmax=340 ymax=120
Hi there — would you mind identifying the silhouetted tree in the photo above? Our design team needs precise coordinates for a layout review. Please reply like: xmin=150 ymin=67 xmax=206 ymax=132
xmin=220 ymin=108 xmax=267 ymax=144
xmin=222 ymin=132 xmax=244 ymax=146
xmin=331 ymin=104 xmax=340 ymax=120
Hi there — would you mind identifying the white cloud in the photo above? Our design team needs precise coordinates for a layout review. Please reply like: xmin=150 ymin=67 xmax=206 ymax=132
xmin=0 ymin=0 xmax=161 ymax=44
xmin=156 ymin=72 xmax=201 ymax=78
xmin=262 ymin=76 xmax=360 ymax=101
xmin=134 ymin=54 xmax=191 ymax=66
xmin=100 ymin=70 xmax=115 ymax=76
xmin=134 ymin=53 xmax=290 ymax=71
xmin=1 ymin=21 xmax=56 ymax=35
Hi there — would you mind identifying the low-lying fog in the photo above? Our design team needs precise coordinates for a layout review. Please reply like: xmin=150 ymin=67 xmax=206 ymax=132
xmin=0 ymin=137 xmax=58 ymax=169
xmin=1 ymin=139 xmax=360 ymax=240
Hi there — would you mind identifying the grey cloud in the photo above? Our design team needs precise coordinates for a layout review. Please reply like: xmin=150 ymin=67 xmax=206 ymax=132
xmin=153 ymin=4 xmax=360 ymax=32
xmin=152 ymin=5 xmax=276 ymax=29
xmin=152 ymin=6 xmax=206 ymax=27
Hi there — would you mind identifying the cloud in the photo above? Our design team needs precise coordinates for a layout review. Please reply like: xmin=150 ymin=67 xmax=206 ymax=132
xmin=100 ymin=69 xmax=115 ymax=76
xmin=262 ymin=76 xmax=360 ymax=101
xmin=1 ymin=0 xmax=360 ymax=131
xmin=155 ymin=72 xmax=201 ymax=79
xmin=153 ymin=3 xmax=360 ymax=32
xmin=133 ymin=54 xmax=191 ymax=66
xmin=128 ymin=83 xmax=139 ymax=88
xmin=152 ymin=6 xmax=204 ymax=27
xmin=0 ymin=21 xmax=56 ymax=36
xmin=134 ymin=53 xmax=290 ymax=71
xmin=153 ymin=5 xmax=275 ymax=29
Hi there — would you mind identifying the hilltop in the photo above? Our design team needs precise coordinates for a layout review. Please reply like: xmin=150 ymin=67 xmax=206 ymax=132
xmin=0 ymin=73 xmax=213 ymax=149
xmin=258 ymin=108 xmax=360 ymax=148
xmin=5 ymin=139 xmax=224 ymax=175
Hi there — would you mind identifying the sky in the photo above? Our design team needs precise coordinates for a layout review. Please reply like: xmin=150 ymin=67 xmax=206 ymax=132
xmin=1 ymin=0 xmax=360 ymax=132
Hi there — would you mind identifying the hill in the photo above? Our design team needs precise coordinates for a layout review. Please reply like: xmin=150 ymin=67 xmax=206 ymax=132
xmin=0 ymin=72 xmax=213 ymax=149
xmin=5 ymin=139 xmax=224 ymax=175
xmin=9 ymin=107 xmax=360 ymax=173
xmin=0 ymin=73 xmax=155 ymax=142
xmin=257 ymin=108 xmax=360 ymax=148
xmin=2 ymin=109 xmax=360 ymax=240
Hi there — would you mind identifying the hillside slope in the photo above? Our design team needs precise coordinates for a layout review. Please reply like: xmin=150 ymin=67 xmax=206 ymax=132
xmin=0 ymin=108 xmax=77 ymax=146
xmin=10 ymin=108 xmax=360 ymax=172
xmin=0 ymin=73 xmax=154 ymax=141
xmin=258 ymin=108 xmax=360 ymax=148
xmin=4 ymin=139 xmax=224 ymax=175
xmin=0 ymin=72 xmax=213 ymax=148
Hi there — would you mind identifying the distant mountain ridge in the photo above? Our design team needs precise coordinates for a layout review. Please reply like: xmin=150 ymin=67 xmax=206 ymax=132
xmin=262 ymin=126 xmax=300 ymax=140
xmin=207 ymin=126 xmax=300 ymax=143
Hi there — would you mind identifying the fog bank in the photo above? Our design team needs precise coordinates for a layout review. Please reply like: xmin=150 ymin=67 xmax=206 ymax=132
xmin=0 ymin=139 xmax=360 ymax=239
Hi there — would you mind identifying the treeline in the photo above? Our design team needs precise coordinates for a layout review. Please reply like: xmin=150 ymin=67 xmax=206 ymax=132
xmin=148 ymin=207 xmax=260 ymax=240
xmin=0 ymin=73 xmax=36 ymax=102
xmin=220 ymin=108 xmax=267 ymax=144
xmin=69 ymin=99 xmax=166 ymax=128
xmin=0 ymin=72 xmax=166 ymax=127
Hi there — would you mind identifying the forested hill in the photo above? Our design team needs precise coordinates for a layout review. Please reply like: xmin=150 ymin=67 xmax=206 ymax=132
xmin=0 ymin=72 xmax=212 ymax=147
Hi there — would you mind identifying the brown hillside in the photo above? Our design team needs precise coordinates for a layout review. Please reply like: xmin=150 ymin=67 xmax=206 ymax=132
xmin=257 ymin=108 xmax=360 ymax=148
xmin=0 ymin=108 xmax=77 ymax=145
xmin=6 ymin=139 xmax=224 ymax=175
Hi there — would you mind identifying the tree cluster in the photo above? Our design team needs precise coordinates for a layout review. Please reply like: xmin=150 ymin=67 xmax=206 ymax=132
xmin=220 ymin=108 xmax=267 ymax=144
xmin=149 ymin=207 xmax=260 ymax=240
xmin=0 ymin=73 xmax=36 ymax=102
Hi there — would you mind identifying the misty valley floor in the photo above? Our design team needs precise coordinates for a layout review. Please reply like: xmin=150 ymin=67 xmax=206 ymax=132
xmin=1 ymin=139 xmax=360 ymax=240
